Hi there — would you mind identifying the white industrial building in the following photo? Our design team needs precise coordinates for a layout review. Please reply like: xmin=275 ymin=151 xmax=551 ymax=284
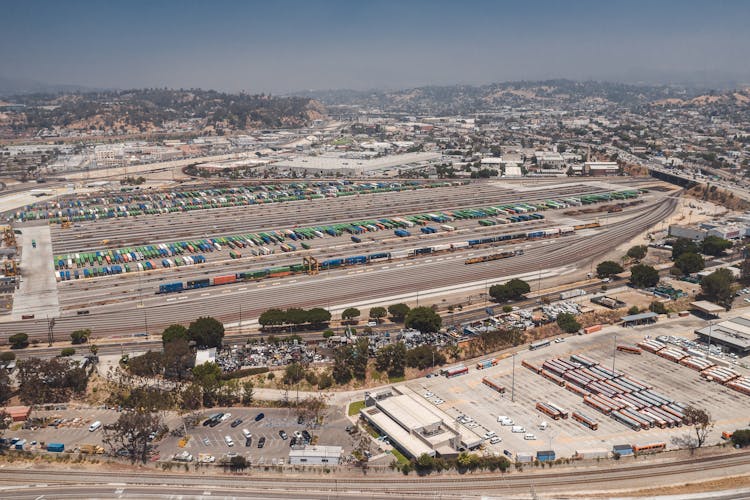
xmin=288 ymin=445 xmax=343 ymax=465
xmin=534 ymin=151 xmax=565 ymax=169
xmin=669 ymin=222 xmax=744 ymax=241
xmin=270 ymin=151 xmax=441 ymax=176
xmin=584 ymin=162 xmax=619 ymax=176
xmin=359 ymin=385 xmax=482 ymax=459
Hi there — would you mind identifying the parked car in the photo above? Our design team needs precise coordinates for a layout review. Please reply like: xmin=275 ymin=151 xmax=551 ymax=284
xmin=230 ymin=418 xmax=243 ymax=428
xmin=254 ymin=413 xmax=265 ymax=422
xmin=302 ymin=430 xmax=312 ymax=442
xmin=257 ymin=436 xmax=266 ymax=448
xmin=224 ymin=436 xmax=234 ymax=447
xmin=279 ymin=430 xmax=288 ymax=440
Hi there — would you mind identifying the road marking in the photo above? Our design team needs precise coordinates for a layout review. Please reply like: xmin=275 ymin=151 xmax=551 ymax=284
xmin=381 ymin=266 xmax=390 ymax=269
xmin=355 ymin=270 xmax=364 ymax=274
xmin=425 ymin=259 xmax=433 ymax=263
xmin=272 ymin=282 xmax=280 ymax=286
xmin=201 ymin=293 xmax=210 ymax=297
xmin=289 ymin=280 xmax=297 ymax=283
xmin=166 ymin=298 xmax=176 ymax=302
xmin=405 ymin=262 xmax=413 ymax=266
xmin=468 ymin=253 xmax=474 ymax=256
xmin=178 ymin=295 xmax=188 ymax=300
xmin=396 ymin=264 xmax=404 ymax=267
xmin=257 ymin=284 xmax=266 ymax=288
xmin=436 ymin=258 xmax=443 ymax=261
xmin=114 ymin=489 xmax=124 ymax=495
xmin=239 ymin=287 xmax=247 ymax=291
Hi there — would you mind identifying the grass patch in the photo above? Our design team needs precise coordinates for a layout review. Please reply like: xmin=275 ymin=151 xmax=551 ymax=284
xmin=390 ymin=447 xmax=409 ymax=465
xmin=388 ymin=375 xmax=405 ymax=383
xmin=348 ymin=400 xmax=366 ymax=416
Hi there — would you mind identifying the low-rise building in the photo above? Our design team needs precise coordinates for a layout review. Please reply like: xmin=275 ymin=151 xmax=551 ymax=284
xmin=288 ymin=445 xmax=343 ymax=465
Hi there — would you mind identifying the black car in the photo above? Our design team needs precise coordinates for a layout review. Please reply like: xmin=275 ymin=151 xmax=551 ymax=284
xmin=297 ymin=415 xmax=304 ymax=424
xmin=279 ymin=430 xmax=288 ymax=440
xmin=208 ymin=419 xmax=220 ymax=428
xmin=257 ymin=436 xmax=266 ymax=448
xmin=254 ymin=413 xmax=265 ymax=422
xmin=302 ymin=430 xmax=312 ymax=442
xmin=245 ymin=437 xmax=253 ymax=447
xmin=230 ymin=418 xmax=243 ymax=428
xmin=202 ymin=419 xmax=212 ymax=427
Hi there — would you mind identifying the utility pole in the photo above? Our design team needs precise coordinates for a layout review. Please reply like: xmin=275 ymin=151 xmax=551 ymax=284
xmin=47 ymin=316 xmax=56 ymax=347
xmin=511 ymin=352 xmax=516 ymax=403
xmin=239 ymin=303 xmax=242 ymax=335
xmin=612 ymin=333 xmax=617 ymax=374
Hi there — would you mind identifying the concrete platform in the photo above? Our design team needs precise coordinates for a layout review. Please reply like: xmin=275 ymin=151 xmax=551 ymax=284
xmin=8 ymin=225 xmax=59 ymax=321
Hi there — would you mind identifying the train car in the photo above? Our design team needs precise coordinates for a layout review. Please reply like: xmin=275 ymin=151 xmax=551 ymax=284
xmin=158 ymin=282 xmax=184 ymax=294
xmin=213 ymin=274 xmax=237 ymax=286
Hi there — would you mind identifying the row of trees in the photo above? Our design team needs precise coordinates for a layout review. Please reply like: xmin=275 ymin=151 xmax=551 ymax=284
xmin=341 ymin=303 xmax=411 ymax=324
xmin=331 ymin=339 xmax=446 ymax=384
xmin=258 ymin=307 xmax=332 ymax=330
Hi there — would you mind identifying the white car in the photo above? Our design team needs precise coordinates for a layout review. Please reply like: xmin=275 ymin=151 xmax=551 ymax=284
xmin=511 ymin=426 xmax=526 ymax=433
xmin=484 ymin=431 xmax=497 ymax=439
xmin=524 ymin=433 xmax=537 ymax=440
xmin=424 ymin=392 xmax=434 ymax=398
xmin=224 ymin=436 xmax=234 ymax=447
xmin=489 ymin=436 xmax=502 ymax=444
xmin=497 ymin=416 xmax=514 ymax=425
xmin=220 ymin=413 xmax=232 ymax=422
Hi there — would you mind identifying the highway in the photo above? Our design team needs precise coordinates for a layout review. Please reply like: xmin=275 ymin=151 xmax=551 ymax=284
xmin=0 ymin=194 xmax=678 ymax=342
xmin=0 ymin=448 xmax=746 ymax=498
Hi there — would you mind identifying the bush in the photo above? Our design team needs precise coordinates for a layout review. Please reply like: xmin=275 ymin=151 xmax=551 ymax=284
xmin=322 ymin=330 xmax=334 ymax=338
xmin=556 ymin=313 xmax=580 ymax=333
xmin=628 ymin=305 xmax=640 ymax=315
xmin=220 ymin=366 xmax=269 ymax=381
xmin=9 ymin=333 xmax=29 ymax=349
xmin=596 ymin=260 xmax=623 ymax=278
xmin=60 ymin=347 xmax=75 ymax=357
xmin=649 ymin=301 xmax=668 ymax=314
xmin=731 ymin=429 xmax=750 ymax=448
xmin=630 ymin=264 xmax=659 ymax=288
xmin=0 ymin=351 xmax=16 ymax=362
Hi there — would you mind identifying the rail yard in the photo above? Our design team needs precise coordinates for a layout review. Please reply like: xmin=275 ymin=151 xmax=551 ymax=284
xmin=1 ymin=178 xmax=674 ymax=341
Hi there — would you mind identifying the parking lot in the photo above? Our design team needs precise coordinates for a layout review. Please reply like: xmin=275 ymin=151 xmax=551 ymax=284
xmin=160 ymin=407 xmax=355 ymax=465
xmin=411 ymin=314 xmax=750 ymax=458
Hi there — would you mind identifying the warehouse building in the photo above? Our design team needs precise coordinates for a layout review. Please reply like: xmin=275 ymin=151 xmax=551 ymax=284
xmin=694 ymin=315 xmax=750 ymax=355
xmin=288 ymin=445 xmax=343 ymax=465
xmin=359 ymin=385 xmax=482 ymax=459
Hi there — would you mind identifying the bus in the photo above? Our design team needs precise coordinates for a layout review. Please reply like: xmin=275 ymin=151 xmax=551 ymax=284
xmin=632 ymin=442 xmax=666 ymax=454
xmin=530 ymin=340 xmax=551 ymax=351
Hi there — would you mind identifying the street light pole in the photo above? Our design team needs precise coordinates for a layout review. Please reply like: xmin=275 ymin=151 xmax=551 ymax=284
xmin=612 ymin=333 xmax=617 ymax=374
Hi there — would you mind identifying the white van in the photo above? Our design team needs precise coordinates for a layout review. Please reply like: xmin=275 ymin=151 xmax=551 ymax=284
xmin=524 ymin=433 xmax=537 ymax=440
xmin=489 ymin=436 xmax=502 ymax=444
xmin=497 ymin=416 xmax=514 ymax=425
xmin=242 ymin=429 xmax=252 ymax=439
xmin=538 ymin=421 xmax=548 ymax=430
xmin=88 ymin=421 xmax=102 ymax=432
xmin=511 ymin=426 xmax=526 ymax=433
xmin=224 ymin=435 xmax=234 ymax=447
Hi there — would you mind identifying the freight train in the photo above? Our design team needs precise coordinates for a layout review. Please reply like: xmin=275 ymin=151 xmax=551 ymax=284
xmin=155 ymin=224 xmax=590 ymax=294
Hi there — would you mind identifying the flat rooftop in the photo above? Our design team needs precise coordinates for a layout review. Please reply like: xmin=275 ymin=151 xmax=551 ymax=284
xmin=272 ymin=152 xmax=441 ymax=172
xmin=377 ymin=394 xmax=442 ymax=431
xmin=695 ymin=314 xmax=750 ymax=351
xmin=360 ymin=407 xmax=435 ymax=458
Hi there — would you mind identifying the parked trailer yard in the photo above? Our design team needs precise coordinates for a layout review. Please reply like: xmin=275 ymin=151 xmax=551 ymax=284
xmin=410 ymin=315 xmax=750 ymax=460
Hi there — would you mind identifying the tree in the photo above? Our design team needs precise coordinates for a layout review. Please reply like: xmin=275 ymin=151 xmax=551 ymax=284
xmin=674 ymin=252 xmax=705 ymax=274
xmin=192 ymin=361 xmax=222 ymax=406
xmin=369 ymin=307 xmax=387 ymax=324
xmin=630 ymin=264 xmax=659 ymax=288
xmin=405 ymin=307 xmax=442 ymax=333
xmin=387 ymin=303 xmax=410 ymax=322
xmin=556 ymin=313 xmax=580 ymax=333
xmin=60 ymin=347 xmax=75 ymax=357
xmin=307 ymin=308 xmax=331 ymax=329
xmin=628 ymin=305 xmax=641 ymax=315
xmin=731 ymin=429 xmax=750 ymax=448
xmin=0 ymin=351 xmax=15 ymax=363
xmin=352 ymin=338 xmax=369 ymax=381
xmin=102 ymin=410 xmax=165 ymax=463
xmin=322 ymin=330 xmax=334 ymax=338
xmin=331 ymin=345 xmax=353 ymax=384
xmin=701 ymin=268 xmax=734 ymax=307
xmin=162 ymin=324 xmax=189 ymax=345
xmin=162 ymin=338 xmax=194 ymax=380
xmin=70 ymin=329 xmax=91 ymax=345
xmin=241 ymin=380 xmax=255 ymax=405
xmin=9 ymin=333 xmax=29 ymax=349
xmin=596 ymin=261 xmax=624 ymax=278
xmin=684 ymin=406 xmax=714 ymax=448
xmin=506 ymin=278 xmax=531 ymax=298
xmin=375 ymin=342 xmax=407 ymax=377
xmin=0 ymin=369 xmax=11 ymax=404
xmin=626 ymin=245 xmax=648 ymax=261
xmin=188 ymin=316 xmax=224 ymax=348
xmin=341 ymin=307 xmax=361 ymax=323
xmin=284 ymin=362 xmax=305 ymax=385
xmin=258 ymin=308 xmax=285 ymax=329
xmin=701 ymin=236 xmax=732 ymax=257
xmin=671 ymin=238 xmax=699 ymax=260
xmin=406 ymin=345 xmax=445 ymax=370
xmin=741 ymin=257 xmax=750 ymax=285
xmin=649 ymin=301 xmax=668 ymax=314
xmin=17 ymin=357 xmax=88 ymax=404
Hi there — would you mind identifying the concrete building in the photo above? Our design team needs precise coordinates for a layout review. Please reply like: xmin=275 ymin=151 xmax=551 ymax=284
xmin=288 ymin=445 xmax=343 ymax=465
xmin=534 ymin=151 xmax=565 ymax=169
xmin=94 ymin=147 xmax=123 ymax=168
xmin=359 ymin=385 xmax=482 ymax=459
xmin=669 ymin=222 xmax=744 ymax=241
xmin=584 ymin=162 xmax=619 ymax=176
xmin=694 ymin=314 xmax=750 ymax=355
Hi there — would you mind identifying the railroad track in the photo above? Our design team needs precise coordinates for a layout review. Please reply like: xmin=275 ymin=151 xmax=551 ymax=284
xmin=0 ymin=448 xmax=746 ymax=494
xmin=0 ymin=195 xmax=677 ymax=340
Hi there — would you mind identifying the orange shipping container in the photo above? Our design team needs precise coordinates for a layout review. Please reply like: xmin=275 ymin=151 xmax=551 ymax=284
xmin=213 ymin=275 xmax=237 ymax=285
xmin=584 ymin=324 xmax=602 ymax=334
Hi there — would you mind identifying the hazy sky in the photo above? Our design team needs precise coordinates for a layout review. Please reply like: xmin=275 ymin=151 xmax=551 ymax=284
xmin=2 ymin=0 xmax=749 ymax=92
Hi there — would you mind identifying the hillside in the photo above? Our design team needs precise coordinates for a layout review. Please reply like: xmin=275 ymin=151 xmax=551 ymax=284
xmin=295 ymin=80 xmax=727 ymax=114
xmin=1 ymin=89 xmax=325 ymax=138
